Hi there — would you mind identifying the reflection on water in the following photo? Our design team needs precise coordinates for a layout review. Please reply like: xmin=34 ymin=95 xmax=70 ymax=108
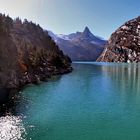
xmin=0 ymin=115 xmax=26 ymax=140
xmin=101 ymin=63 xmax=140 ymax=94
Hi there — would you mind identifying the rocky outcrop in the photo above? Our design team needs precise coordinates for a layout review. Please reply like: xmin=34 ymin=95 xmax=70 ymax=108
xmin=98 ymin=16 xmax=140 ymax=62
xmin=0 ymin=14 xmax=72 ymax=102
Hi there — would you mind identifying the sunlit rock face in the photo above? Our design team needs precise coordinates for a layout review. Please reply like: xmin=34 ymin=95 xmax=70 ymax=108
xmin=0 ymin=115 xmax=26 ymax=140
xmin=98 ymin=16 xmax=140 ymax=62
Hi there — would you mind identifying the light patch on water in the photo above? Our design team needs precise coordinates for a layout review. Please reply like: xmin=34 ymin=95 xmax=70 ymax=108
xmin=0 ymin=115 xmax=26 ymax=140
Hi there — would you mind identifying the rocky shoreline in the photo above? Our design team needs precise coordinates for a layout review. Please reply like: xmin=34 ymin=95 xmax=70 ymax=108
xmin=0 ymin=64 xmax=72 ymax=115
xmin=0 ymin=66 xmax=72 ymax=116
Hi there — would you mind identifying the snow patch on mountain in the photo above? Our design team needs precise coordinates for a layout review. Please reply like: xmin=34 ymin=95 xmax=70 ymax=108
xmin=57 ymin=34 xmax=71 ymax=40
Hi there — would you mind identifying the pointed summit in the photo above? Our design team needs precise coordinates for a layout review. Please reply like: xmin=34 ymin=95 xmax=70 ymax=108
xmin=82 ymin=26 xmax=94 ymax=38
xmin=83 ymin=26 xmax=91 ymax=33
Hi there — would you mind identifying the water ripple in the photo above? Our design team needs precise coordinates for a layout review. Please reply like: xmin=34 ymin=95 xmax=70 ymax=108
xmin=0 ymin=115 xmax=26 ymax=140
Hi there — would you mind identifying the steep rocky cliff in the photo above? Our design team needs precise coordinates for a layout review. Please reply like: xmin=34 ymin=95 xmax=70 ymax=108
xmin=0 ymin=14 xmax=72 ymax=95
xmin=98 ymin=16 xmax=140 ymax=62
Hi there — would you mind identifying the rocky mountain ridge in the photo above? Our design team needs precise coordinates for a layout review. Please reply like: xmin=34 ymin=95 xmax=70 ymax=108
xmin=49 ymin=27 xmax=107 ymax=61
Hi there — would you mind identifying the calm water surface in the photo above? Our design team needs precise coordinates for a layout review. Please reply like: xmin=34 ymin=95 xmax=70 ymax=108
xmin=1 ymin=62 xmax=140 ymax=140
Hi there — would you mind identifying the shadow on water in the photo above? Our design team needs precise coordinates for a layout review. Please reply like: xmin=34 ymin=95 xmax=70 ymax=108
xmin=0 ymin=88 xmax=17 ymax=116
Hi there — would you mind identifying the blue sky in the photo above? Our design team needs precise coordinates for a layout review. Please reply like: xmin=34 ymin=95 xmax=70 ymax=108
xmin=0 ymin=0 xmax=139 ymax=39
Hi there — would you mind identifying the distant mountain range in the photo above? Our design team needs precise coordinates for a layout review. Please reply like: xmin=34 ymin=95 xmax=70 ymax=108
xmin=49 ymin=27 xmax=107 ymax=61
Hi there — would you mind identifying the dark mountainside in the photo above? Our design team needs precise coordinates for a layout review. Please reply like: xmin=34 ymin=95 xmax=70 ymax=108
xmin=49 ymin=27 xmax=107 ymax=61
xmin=0 ymin=14 xmax=72 ymax=104
xmin=98 ymin=16 xmax=140 ymax=62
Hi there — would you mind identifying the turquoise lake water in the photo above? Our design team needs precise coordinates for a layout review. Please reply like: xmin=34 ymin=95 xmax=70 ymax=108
xmin=1 ymin=62 xmax=140 ymax=140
